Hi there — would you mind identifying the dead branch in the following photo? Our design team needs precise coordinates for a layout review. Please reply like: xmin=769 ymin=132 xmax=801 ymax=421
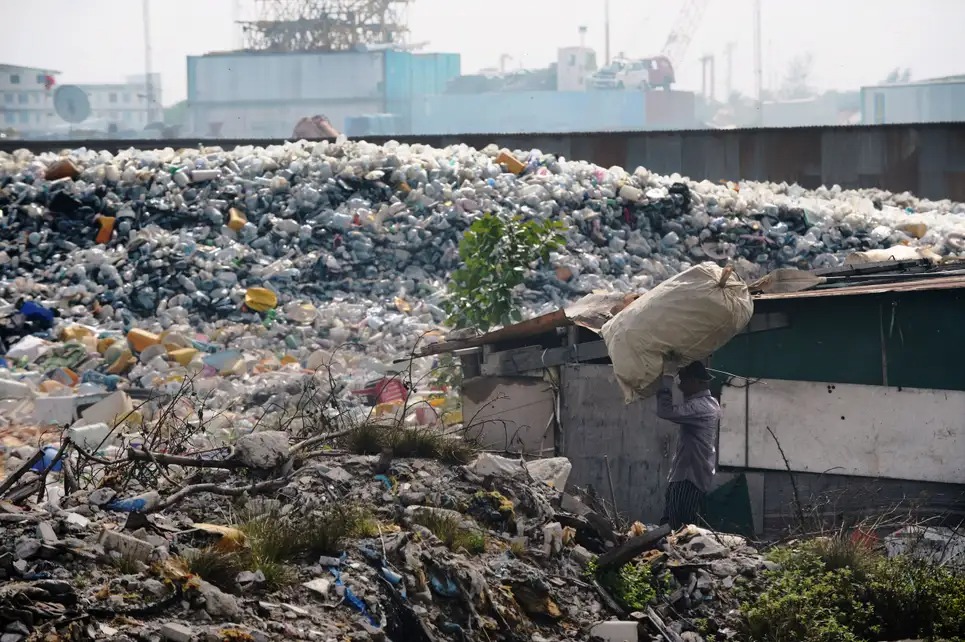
xmin=289 ymin=427 xmax=355 ymax=455
xmin=765 ymin=425 xmax=807 ymax=531
xmin=126 ymin=447 xmax=245 ymax=470
xmin=149 ymin=478 xmax=288 ymax=513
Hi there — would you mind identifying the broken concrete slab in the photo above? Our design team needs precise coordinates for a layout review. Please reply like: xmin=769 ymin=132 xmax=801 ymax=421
xmin=232 ymin=431 xmax=290 ymax=469
xmin=36 ymin=521 xmax=58 ymax=545
xmin=589 ymin=620 xmax=639 ymax=642
xmin=159 ymin=622 xmax=195 ymax=642
xmin=198 ymin=580 xmax=241 ymax=618
xmin=14 ymin=539 xmax=41 ymax=560
xmin=303 ymin=578 xmax=331 ymax=597
xmin=98 ymin=529 xmax=156 ymax=562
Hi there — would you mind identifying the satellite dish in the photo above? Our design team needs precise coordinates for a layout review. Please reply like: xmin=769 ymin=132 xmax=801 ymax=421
xmin=53 ymin=85 xmax=91 ymax=124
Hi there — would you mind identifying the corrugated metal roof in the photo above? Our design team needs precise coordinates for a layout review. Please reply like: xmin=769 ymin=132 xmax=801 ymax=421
xmin=755 ymin=275 xmax=965 ymax=300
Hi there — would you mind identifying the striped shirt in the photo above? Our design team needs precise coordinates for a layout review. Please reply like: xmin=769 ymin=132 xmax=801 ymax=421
xmin=656 ymin=375 xmax=721 ymax=492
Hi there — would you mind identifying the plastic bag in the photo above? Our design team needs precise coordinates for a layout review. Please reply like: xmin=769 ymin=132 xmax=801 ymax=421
xmin=600 ymin=262 xmax=754 ymax=402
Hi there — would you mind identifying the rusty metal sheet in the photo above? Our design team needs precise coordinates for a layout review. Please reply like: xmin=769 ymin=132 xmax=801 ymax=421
xmin=414 ymin=291 xmax=638 ymax=356
xmin=755 ymin=275 xmax=965 ymax=300
xmin=415 ymin=308 xmax=568 ymax=357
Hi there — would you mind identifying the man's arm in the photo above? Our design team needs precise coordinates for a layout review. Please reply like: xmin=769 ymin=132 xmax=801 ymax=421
xmin=656 ymin=375 xmax=709 ymax=424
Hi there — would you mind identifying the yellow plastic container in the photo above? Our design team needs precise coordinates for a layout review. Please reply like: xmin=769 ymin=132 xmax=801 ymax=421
xmin=245 ymin=287 xmax=278 ymax=312
xmin=127 ymin=329 xmax=161 ymax=353
xmin=280 ymin=355 xmax=299 ymax=366
xmin=227 ymin=208 xmax=248 ymax=232
xmin=168 ymin=348 xmax=199 ymax=367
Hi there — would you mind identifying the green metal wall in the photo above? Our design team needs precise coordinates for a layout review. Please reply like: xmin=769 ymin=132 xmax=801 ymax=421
xmin=712 ymin=288 xmax=965 ymax=392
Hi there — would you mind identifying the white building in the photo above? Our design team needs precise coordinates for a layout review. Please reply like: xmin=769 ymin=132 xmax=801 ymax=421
xmin=0 ymin=63 xmax=61 ymax=133
xmin=1 ymin=64 xmax=162 ymax=134
xmin=556 ymin=47 xmax=597 ymax=92
xmin=75 ymin=73 xmax=163 ymax=132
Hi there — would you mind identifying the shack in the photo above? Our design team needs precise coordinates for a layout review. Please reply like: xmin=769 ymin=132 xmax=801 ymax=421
xmin=419 ymin=260 xmax=965 ymax=537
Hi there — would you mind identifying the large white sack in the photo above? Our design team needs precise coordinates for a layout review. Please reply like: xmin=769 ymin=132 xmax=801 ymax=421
xmin=600 ymin=262 xmax=754 ymax=402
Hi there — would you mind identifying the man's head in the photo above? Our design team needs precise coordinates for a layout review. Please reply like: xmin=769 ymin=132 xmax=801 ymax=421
xmin=677 ymin=361 xmax=712 ymax=396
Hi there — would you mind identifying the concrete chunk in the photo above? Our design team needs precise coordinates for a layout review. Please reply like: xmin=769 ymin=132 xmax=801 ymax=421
xmin=99 ymin=529 xmax=155 ymax=562
xmin=589 ymin=621 xmax=639 ymax=642
xmin=159 ymin=622 xmax=194 ymax=642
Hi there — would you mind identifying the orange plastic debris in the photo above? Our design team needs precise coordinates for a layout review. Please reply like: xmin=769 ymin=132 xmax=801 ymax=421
xmin=95 ymin=216 xmax=116 ymax=244
xmin=227 ymin=208 xmax=248 ymax=232
xmin=496 ymin=150 xmax=526 ymax=175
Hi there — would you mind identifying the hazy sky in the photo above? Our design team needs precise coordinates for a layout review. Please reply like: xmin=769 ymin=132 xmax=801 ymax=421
xmin=2 ymin=0 xmax=963 ymax=106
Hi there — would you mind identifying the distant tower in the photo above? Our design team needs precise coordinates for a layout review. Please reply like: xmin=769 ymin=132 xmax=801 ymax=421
xmin=241 ymin=0 xmax=412 ymax=52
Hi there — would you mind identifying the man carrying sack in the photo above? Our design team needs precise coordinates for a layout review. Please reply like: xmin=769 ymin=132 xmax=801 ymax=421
xmin=656 ymin=360 xmax=721 ymax=529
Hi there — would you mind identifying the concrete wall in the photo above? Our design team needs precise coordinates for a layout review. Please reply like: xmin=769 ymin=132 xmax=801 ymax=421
xmin=559 ymin=364 xmax=681 ymax=523
xmin=720 ymin=378 xmax=965 ymax=485
xmin=462 ymin=376 xmax=556 ymax=457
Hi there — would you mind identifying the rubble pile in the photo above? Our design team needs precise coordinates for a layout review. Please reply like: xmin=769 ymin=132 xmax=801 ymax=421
xmin=0 ymin=441 xmax=770 ymax=641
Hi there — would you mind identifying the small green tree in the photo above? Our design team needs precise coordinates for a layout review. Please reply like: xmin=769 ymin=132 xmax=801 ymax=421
xmin=444 ymin=214 xmax=566 ymax=332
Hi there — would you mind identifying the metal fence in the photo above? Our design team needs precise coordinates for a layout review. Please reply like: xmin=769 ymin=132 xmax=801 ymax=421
xmin=3 ymin=122 xmax=965 ymax=200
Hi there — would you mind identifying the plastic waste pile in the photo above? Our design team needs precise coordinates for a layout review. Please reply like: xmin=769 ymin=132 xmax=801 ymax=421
xmin=2 ymin=141 xmax=965 ymax=338
xmin=0 ymin=438 xmax=772 ymax=641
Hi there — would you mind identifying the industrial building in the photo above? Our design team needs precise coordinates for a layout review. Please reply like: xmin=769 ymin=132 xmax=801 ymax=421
xmin=861 ymin=76 xmax=965 ymax=125
xmin=0 ymin=63 xmax=60 ymax=134
xmin=186 ymin=49 xmax=459 ymax=137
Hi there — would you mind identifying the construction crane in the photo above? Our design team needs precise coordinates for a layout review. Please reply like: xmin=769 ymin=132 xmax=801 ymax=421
xmin=660 ymin=0 xmax=712 ymax=70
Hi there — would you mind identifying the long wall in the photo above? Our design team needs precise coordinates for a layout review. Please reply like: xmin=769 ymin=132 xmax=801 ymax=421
xmin=5 ymin=123 xmax=965 ymax=200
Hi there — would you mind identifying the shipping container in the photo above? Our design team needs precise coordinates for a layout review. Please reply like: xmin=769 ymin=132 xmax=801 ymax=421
xmin=409 ymin=90 xmax=647 ymax=135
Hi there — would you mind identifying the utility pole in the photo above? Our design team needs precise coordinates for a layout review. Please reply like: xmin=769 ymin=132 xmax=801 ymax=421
xmin=753 ymin=0 xmax=763 ymax=125
xmin=723 ymin=41 xmax=736 ymax=100
xmin=604 ymin=0 xmax=611 ymax=65
xmin=142 ymin=0 xmax=156 ymax=124
xmin=699 ymin=54 xmax=716 ymax=102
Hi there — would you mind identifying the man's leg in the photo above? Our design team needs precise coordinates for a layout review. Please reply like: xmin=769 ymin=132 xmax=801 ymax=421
xmin=659 ymin=484 xmax=671 ymax=526
xmin=667 ymin=481 xmax=705 ymax=529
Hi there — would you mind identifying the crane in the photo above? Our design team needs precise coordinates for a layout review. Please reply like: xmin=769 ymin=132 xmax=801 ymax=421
xmin=660 ymin=0 xmax=711 ymax=70
xmin=589 ymin=0 xmax=710 ymax=91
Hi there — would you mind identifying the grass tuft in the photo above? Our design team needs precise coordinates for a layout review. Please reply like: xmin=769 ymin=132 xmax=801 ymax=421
xmin=344 ymin=421 xmax=475 ymax=464
xmin=183 ymin=547 xmax=248 ymax=591
xmin=184 ymin=504 xmax=376 ymax=591
xmin=412 ymin=510 xmax=486 ymax=554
